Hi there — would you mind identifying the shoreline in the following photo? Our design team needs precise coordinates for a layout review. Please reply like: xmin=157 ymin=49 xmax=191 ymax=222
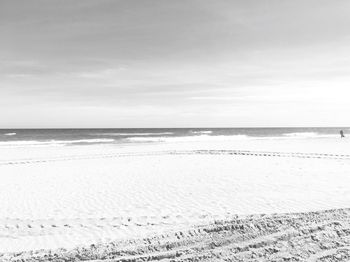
xmin=2 ymin=207 xmax=350 ymax=261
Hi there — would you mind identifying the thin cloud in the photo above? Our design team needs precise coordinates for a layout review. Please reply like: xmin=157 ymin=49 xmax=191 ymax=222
xmin=1 ymin=0 xmax=350 ymax=127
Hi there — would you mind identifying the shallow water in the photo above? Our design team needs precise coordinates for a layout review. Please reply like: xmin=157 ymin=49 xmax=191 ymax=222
xmin=0 ymin=127 xmax=347 ymax=147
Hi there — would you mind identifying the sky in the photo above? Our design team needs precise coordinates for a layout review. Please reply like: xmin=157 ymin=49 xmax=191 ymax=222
xmin=1 ymin=0 xmax=350 ymax=128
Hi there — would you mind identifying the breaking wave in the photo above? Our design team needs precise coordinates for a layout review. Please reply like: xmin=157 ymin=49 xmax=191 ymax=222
xmin=97 ymin=132 xmax=174 ymax=136
xmin=126 ymin=135 xmax=249 ymax=143
xmin=127 ymin=132 xmax=340 ymax=143
xmin=190 ymin=130 xmax=213 ymax=134
xmin=3 ymin=133 xmax=16 ymax=136
xmin=0 ymin=139 xmax=115 ymax=148
xmin=283 ymin=132 xmax=337 ymax=139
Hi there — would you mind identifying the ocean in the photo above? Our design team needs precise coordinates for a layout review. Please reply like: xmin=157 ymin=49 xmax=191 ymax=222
xmin=0 ymin=127 xmax=347 ymax=147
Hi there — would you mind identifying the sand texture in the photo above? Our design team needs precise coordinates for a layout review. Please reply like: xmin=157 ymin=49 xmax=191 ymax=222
xmin=2 ymin=208 xmax=350 ymax=261
xmin=0 ymin=138 xmax=350 ymax=260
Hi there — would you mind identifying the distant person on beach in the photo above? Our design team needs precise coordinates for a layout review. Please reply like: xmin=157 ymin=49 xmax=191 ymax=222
xmin=340 ymin=130 xmax=345 ymax=138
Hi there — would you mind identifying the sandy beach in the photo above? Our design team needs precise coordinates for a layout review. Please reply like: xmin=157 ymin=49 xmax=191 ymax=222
xmin=3 ymin=0 xmax=350 ymax=259
xmin=3 ymin=208 xmax=350 ymax=261
xmin=1 ymin=136 xmax=350 ymax=261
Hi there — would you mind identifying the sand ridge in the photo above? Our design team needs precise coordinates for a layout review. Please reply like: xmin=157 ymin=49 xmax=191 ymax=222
xmin=1 ymin=149 xmax=350 ymax=166
xmin=2 ymin=208 xmax=350 ymax=261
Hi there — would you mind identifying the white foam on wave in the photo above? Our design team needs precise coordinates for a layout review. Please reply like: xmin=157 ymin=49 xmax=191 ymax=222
xmin=190 ymin=130 xmax=213 ymax=134
xmin=0 ymin=139 xmax=115 ymax=148
xmin=97 ymin=132 xmax=174 ymax=136
xmin=283 ymin=132 xmax=337 ymax=139
xmin=127 ymin=132 xmax=340 ymax=143
xmin=3 ymin=133 xmax=16 ymax=136
xmin=127 ymin=134 xmax=249 ymax=143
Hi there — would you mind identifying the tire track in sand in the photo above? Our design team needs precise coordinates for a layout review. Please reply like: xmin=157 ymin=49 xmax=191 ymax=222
xmin=1 ymin=149 xmax=350 ymax=166
xmin=2 ymin=208 xmax=350 ymax=261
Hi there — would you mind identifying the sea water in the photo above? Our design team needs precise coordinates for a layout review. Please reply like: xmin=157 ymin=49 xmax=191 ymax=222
xmin=0 ymin=127 xmax=347 ymax=147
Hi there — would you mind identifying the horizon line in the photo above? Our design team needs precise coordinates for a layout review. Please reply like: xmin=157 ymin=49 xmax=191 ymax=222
xmin=0 ymin=126 xmax=349 ymax=130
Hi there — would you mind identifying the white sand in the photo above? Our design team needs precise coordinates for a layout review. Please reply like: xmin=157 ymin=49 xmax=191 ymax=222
xmin=0 ymin=137 xmax=350 ymax=253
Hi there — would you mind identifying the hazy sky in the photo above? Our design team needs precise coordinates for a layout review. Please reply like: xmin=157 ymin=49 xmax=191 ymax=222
xmin=1 ymin=0 xmax=350 ymax=127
